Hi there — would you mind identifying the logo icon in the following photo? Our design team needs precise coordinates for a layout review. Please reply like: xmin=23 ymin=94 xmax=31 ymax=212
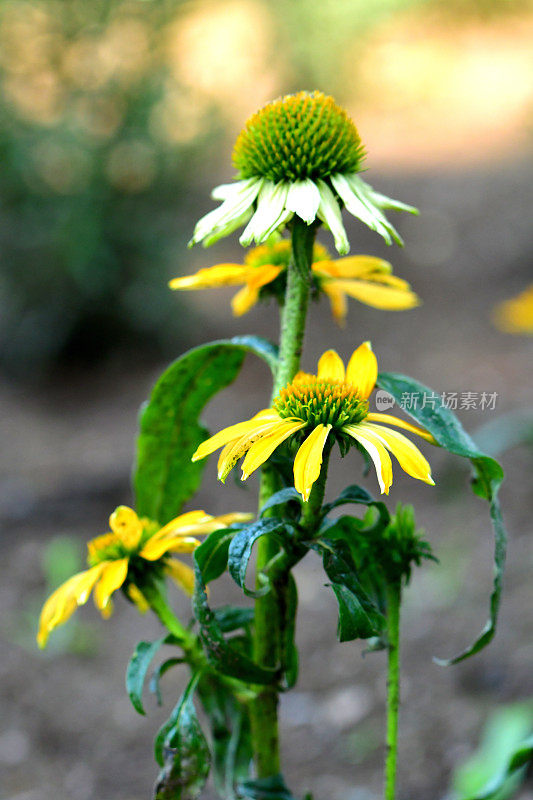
xmin=375 ymin=390 xmax=395 ymax=411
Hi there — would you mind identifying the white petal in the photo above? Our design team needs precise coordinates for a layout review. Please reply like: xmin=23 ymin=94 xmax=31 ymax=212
xmin=286 ymin=179 xmax=321 ymax=224
xmin=364 ymin=186 xmax=418 ymax=215
xmin=202 ymin=208 xmax=254 ymax=247
xmin=239 ymin=181 xmax=290 ymax=246
xmin=331 ymin=173 xmax=393 ymax=245
xmin=190 ymin=178 xmax=263 ymax=246
xmin=346 ymin=175 xmax=405 ymax=246
xmin=316 ymin=179 xmax=350 ymax=255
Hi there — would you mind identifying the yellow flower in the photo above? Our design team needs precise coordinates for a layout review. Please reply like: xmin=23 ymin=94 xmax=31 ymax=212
xmin=37 ymin=506 xmax=250 ymax=648
xmin=170 ymin=240 xmax=419 ymax=325
xmin=192 ymin=343 xmax=436 ymax=502
xmin=493 ymin=284 xmax=533 ymax=334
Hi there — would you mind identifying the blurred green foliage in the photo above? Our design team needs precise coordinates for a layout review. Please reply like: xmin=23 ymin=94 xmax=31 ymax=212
xmin=0 ymin=0 xmax=223 ymax=376
xmin=0 ymin=0 xmax=526 ymax=376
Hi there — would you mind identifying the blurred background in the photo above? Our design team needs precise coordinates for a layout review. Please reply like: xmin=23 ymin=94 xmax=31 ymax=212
xmin=1 ymin=1 xmax=532 ymax=799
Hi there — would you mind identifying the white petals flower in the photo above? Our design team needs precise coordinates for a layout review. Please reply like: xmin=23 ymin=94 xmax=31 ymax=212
xmin=189 ymin=92 xmax=418 ymax=254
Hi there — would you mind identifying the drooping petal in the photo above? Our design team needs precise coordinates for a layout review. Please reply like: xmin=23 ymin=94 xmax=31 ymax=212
xmin=286 ymin=179 xmax=321 ymax=224
xmin=317 ymin=349 xmax=345 ymax=382
xmin=165 ymin=559 xmax=195 ymax=596
xmin=202 ymin=208 xmax=254 ymax=248
xmin=191 ymin=410 xmax=278 ymax=462
xmin=214 ymin=512 xmax=255 ymax=526
xmin=231 ymin=285 xmax=261 ymax=316
xmin=330 ymin=279 xmax=420 ymax=310
xmin=346 ymin=175 xmax=406 ymax=246
xmin=364 ymin=185 xmax=418 ymax=215
xmin=359 ymin=422 xmax=434 ymax=485
xmin=190 ymin=178 xmax=263 ymax=247
xmin=93 ymin=558 xmax=129 ymax=616
xmin=37 ymin=564 xmax=104 ymax=648
xmin=366 ymin=413 xmax=437 ymax=443
xmin=293 ymin=424 xmax=332 ymax=501
xmin=140 ymin=536 xmax=201 ymax=561
xmin=169 ymin=265 xmax=249 ymax=290
xmin=342 ymin=425 xmax=392 ymax=495
xmin=321 ymin=282 xmax=348 ymax=326
xmin=241 ymin=419 xmax=306 ymax=480
xmin=127 ymin=584 xmax=149 ymax=614
xmin=346 ymin=341 xmax=378 ymax=398
xmin=313 ymin=255 xmax=392 ymax=279
xmin=331 ymin=173 xmax=393 ymax=245
xmin=217 ymin=417 xmax=291 ymax=481
xmin=231 ymin=264 xmax=283 ymax=316
xmin=316 ymin=179 xmax=350 ymax=255
xmin=239 ymin=181 xmax=290 ymax=247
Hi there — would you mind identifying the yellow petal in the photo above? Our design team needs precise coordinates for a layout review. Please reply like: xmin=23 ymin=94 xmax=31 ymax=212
xmin=165 ymin=559 xmax=195 ymax=595
xmin=293 ymin=424 xmax=332 ymax=502
xmin=109 ymin=506 xmax=143 ymax=549
xmin=313 ymin=255 xmax=392 ymax=279
xmin=169 ymin=264 xmax=248 ymax=290
xmin=152 ymin=511 xmax=213 ymax=541
xmin=37 ymin=564 xmax=104 ymax=648
xmin=231 ymin=285 xmax=260 ymax=316
xmin=191 ymin=410 xmax=278 ymax=462
xmin=93 ymin=558 xmax=129 ymax=615
xmin=127 ymin=584 xmax=149 ymax=614
xmin=215 ymin=512 xmax=254 ymax=525
xmin=140 ymin=535 xmax=200 ymax=561
xmin=360 ymin=422 xmax=434 ymax=486
xmin=346 ymin=342 xmax=378 ymax=399
xmin=330 ymin=280 xmax=420 ymax=311
xmin=217 ymin=417 xmax=290 ymax=481
xmin=321 ymin=283 xmax=348 ymax=326
xmin=366 ymin=413 xmax=437 ymax=444
xmin=241 ymin=419 xmax=306 ymax=479
xmin=342 ymin=424 xmax=393 ymax=495
xmin=317 ymin=350 xmax=345 ymax=382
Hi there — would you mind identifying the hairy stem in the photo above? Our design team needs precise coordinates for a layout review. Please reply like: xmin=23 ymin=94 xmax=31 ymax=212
xmin=250 ymin=219 xmax=317 ymax=779
xmin=385 ymin=581 xmax=402 ymax=800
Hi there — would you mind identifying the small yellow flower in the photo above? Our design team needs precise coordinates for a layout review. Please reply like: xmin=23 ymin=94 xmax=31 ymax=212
xmin=493 ymin=284 xmax=533 ymax=334
xmin=192 ymin=343 xmax=436 ymax=502
xmin=170 ymin=240 xmax=419 ymax=324
xmin=37 ymin=506 xmax=250 ymax=648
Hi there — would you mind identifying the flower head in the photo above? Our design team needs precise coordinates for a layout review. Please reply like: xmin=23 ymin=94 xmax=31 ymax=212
xmin=493 ymin=284 xmax=533 ymax=335
xmin=189 ymin=91 xmax=418 ymax=254
xmin=192 ymin=343 xmax=436 ymax=502
xmin=37 ymin=506 xmax=250 ymax=648
xmin=170 ymin=239 xmax=420 ymax=323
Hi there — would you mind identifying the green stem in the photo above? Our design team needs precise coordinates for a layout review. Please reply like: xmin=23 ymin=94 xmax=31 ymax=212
xmin=141 ymin=581 xmax=200 ymax=663
xmin=385 ymin=581 xmax=402 ymax=800
xmin=250 ymin=219 xmax=317 ymax=779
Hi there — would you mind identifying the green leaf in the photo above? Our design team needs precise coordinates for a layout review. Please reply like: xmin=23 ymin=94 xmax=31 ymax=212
xmin=238 ymin=774 xmax=300 ymax=799
xmin=194 ymin=527 xmax=238 ymax=584
xmin=377 ymin=371 xmax=507 ymax=665
xmin=192 ymin=557 xmax=278 ymax=685
xmin=321 ymin=484 xmax=390 ymax=526
xmin=149 ymin=657 xmax=184 ymax=707
xmin=259 ymin=488 xmax=303 ymax=518
xmin=197 ymin=674 xmax=252 ymax=799
xmin=320 ymin=540 xmax=386 ymax=642
xmin=228 ymin=518 xmax=292 ymax=598
xmin=213 ymin=606 xmax=255 ymax=633
xmin=154 ymin=675 xmax=210 ymax=800
xmin=126 ymin=637 xmax=166 ymax=715
xmin=135 ymin=336 xmax=277 ymax=524
xmin=452 ymin=704 xmax=533 ymax=800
